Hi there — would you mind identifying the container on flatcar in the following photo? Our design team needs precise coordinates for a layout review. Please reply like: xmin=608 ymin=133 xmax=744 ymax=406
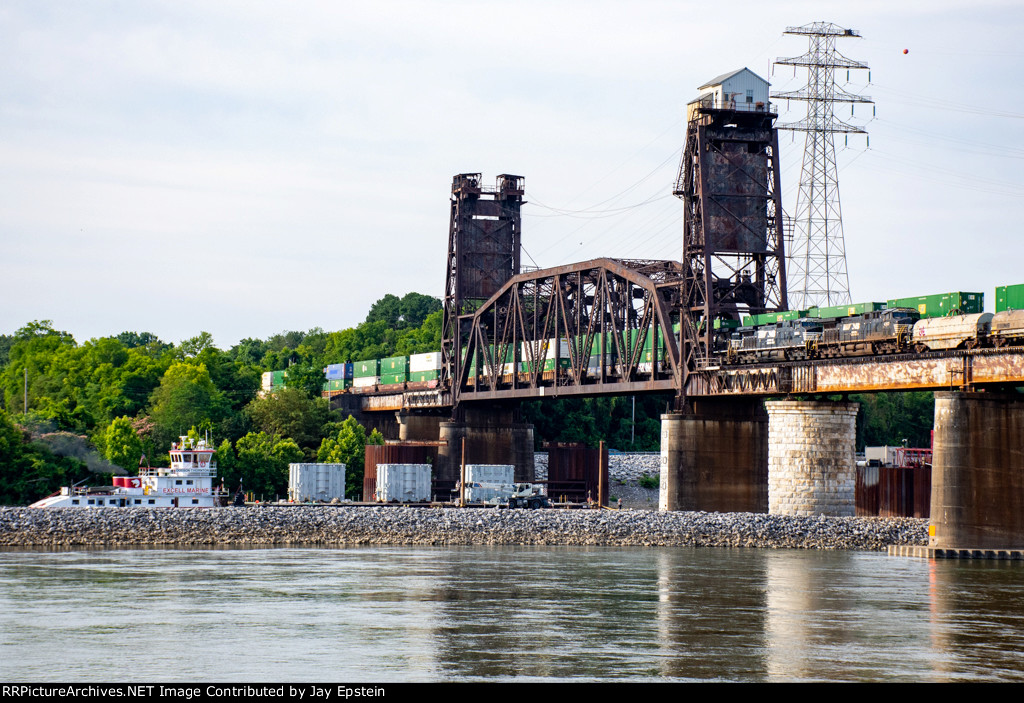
xmin=886 ymin=292 xmax=983 ymax=319
xmin=808 ymin=301 xmax=886 ymax=320
xmin=995 ymin=284 xmax=1024 ymax=313
xmin=353 ymin=359 xmax=380 ymax=378
xmin=990 ymin=309 xmax=1024 ymax=347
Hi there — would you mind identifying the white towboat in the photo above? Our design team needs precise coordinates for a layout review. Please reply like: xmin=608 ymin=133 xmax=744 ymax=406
xmin=30 ymin=436 xmax=226 ymax=508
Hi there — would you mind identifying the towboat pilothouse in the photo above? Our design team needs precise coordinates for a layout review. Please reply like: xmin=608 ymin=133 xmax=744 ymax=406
xmin=30 ymin=436 xmax=227 ymax=508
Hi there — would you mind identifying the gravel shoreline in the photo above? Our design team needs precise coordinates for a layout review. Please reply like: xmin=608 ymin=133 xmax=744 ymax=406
xmin=0 ymin=506 xmax=928 ymax=551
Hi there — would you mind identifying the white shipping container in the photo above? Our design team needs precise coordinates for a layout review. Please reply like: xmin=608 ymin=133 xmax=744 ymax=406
xmin=288 ymin=463 xmax=346 ymax=502
xmin=463 ymin=464 xmax=515 ymax=502
xmin=409 ymin=352 xmax=443 ymax=372
xmin=261 ymin=372 xmax=273 ymax=390
xmin=353 ymin=376 xmax=378 ymax=388
xmin=520 ymin=338 xmax=571 ymax=363
xmin=377 ymin=463 xmax=432 ymax=502
xmin=465 ymin=464 xmax=514 ymax=485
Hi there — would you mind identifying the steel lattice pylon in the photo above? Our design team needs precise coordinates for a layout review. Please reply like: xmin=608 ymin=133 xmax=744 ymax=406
xmin=773 ymin=22 xmax=873 ymax=309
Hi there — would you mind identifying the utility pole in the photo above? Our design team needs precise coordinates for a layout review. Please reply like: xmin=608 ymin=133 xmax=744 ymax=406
xmin=773 ymin=22 xmax=873 ymax=309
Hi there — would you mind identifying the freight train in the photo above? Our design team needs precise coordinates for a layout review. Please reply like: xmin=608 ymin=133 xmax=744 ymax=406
xmin=258 ymin=284 xmax=1024 ymax=397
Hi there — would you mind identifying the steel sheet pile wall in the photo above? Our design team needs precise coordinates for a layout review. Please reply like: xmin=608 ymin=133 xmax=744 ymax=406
xmin=545 ymin=444 xmax=609 ymax=505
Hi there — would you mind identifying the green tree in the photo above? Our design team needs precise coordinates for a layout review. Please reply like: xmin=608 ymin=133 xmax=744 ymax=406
xmin=232 ymin=431 xmax=303 ymax=499
xmin=148 ymin=362 xmax=225 ymax=452
xmin=103 ymin=416 xmax=145 ymax=474
xmin=317 ymin=415 xmax=381 ymax=499
xmin=245 ymin=387 xmax=334 ymax=455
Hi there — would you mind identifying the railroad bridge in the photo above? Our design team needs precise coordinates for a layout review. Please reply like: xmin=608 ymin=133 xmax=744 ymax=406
xmin=337 ymin=98 xmax=1024 ymax=551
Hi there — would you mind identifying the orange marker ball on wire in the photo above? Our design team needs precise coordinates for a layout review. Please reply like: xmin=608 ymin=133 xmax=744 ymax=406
xmin=903 ymin=49 xmax=909 ymax=54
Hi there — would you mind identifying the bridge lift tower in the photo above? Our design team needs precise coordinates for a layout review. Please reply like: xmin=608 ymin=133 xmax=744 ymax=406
xmin=440 ymin=173 xmax=525 ymax=408
xmin=673 ymin=68 xmax=788 ymax=393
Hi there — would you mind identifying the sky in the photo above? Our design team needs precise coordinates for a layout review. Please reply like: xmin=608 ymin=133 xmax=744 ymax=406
xmin=2 ymin=1 xmax=1022 ymax=349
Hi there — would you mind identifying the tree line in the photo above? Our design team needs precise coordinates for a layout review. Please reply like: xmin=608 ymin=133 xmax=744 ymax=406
xmin=0 ymin=290 xmax=936 ymax=505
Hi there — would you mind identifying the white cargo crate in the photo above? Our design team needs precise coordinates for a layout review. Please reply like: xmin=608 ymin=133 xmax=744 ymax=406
xmin=409 ymin=352 xmax=443 ymax=372
xmin=377 ymin=463 xmax=432 ymax=502
xmin=288 ymin=463 xmax=346 ymax=502
xmin=353 ymin=376 xmax=378 ymax=388
xmin=464 ymin=464 xmax=515 ymax=504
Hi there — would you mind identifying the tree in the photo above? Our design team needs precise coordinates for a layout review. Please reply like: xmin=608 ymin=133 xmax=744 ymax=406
xmin=245 ymin=387 xmax=334 ymax=455
xmin=317 ymin=415 xmax=380 ymax=499
xmin=103 ymin=416 xmax=145 ymax=474
xmin=148 ymin=362 xmax=225 ymax=451
xmin=231 ymin=431 xmax=303 ymax=498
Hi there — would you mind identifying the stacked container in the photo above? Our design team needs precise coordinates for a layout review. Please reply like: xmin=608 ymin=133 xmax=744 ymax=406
xmin=353 ymin=359 xmax=379 ymax=388
xmin=378 ymin=356 xmax=408 ymax=386
xmin=886 ymin=292 xmax=983 ymax=319
xmin=409 ymin=352 xmax=442 ymax=383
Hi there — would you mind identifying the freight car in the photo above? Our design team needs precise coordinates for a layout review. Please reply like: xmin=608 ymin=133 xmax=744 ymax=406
xmin=258 ymin=284 xmax=1024 ymax=397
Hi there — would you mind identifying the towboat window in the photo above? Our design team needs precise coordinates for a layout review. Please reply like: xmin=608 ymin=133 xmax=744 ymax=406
xmin=186 ymin=480 xmax=193 ymax=485
xmin=175 ymin=480 xmax=182 ymax=485
xmin=88 ymin=499 xmax=95 ymax=505
xmin=183 ymin=453 xmax=191 ymax=465
xmin=134 ymin=499 xmax=141 ymax=505
xmin=192 ymin=499 xmax=199 ymax=504
xmin=148 ymin=499 xmax=155 ymax=505
xmin=72 ymin=499 xmax=80 ymax=505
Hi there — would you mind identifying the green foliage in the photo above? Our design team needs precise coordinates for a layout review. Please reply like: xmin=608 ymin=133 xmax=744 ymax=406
xmin=148 ymin=362 xmax=225 ymax=452
xmin=228 ymin=431 xmax=303 ymax=499
xmin=638 ymin=473 xmax=660 ymax=489
xmin=245 ymin=387 xmax=334 ymax=456
xmin=317 ymin=415 xmax=376 ymax=499
xmin=521 ymin=394 xmax=669 ymax=451
xmin=0 ymin=409 xmax=91 ymax=505
xmin=103 ymin=416 xmax=145 ymax=474
xmin=852 ymin=392 xmax=935 ymax=450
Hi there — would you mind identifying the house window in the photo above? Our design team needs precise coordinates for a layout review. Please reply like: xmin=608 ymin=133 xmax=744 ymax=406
xmin=746 ymin=90 xmax=754 ymax=103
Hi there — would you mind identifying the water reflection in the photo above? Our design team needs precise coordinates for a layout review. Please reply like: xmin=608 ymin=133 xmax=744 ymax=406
xmin=0 ymin=546 xmax=1022 ymax=682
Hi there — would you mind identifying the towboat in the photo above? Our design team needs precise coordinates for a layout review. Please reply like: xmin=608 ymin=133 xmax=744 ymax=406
xmin=30 ymin=436 xmax=227 ymax=508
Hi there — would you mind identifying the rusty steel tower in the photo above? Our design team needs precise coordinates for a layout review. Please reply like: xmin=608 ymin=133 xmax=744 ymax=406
xmin=674 ymin=69 xmax=787 ymax=381
xmin=441 ymin=173 xmax=525 ymax=399
xmin=773 ymin=22 xmax=873 ymax=309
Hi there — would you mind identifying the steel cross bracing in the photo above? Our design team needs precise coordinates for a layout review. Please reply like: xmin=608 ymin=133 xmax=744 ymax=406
xmin=674 ymin=102 xmax=788 ymax=388
xmin=773 ymin=22 xmax=873 ymax=310
xmin=451 ymin=258 xmax=684 ymax=404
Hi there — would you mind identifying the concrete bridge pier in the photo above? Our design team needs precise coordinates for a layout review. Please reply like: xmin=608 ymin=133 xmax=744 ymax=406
xmin=659 ymin=398 xmax=768 ymax=513
xmin=437 ymin=406 xmax=535 ymax=484
xmin=930 ymin=391 xmax=1024 ymax=550
xmin=397 ymin=412 xmax=443 ymax=442
xmin=765 ymin=400 xmax=859 ymax=517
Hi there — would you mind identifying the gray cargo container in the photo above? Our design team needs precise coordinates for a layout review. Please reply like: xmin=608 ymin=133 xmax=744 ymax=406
xmin=288 ymin=463 xmax=346 ymax=502
xmin=376 ymin=463 xmax=432 ymax=502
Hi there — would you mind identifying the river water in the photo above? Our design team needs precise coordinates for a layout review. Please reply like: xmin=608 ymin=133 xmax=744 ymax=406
xmin=1 ymin=546 xmax=1022 ymax=682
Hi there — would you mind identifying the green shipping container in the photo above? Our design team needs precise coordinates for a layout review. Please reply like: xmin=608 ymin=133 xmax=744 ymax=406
xmin=886 ymin=292 xmax=983 ymax=319
xmin=811 ymin=302 xmax=885 ymax=319
xmin=380 ymin=356 xmax=408 ymax=374
xmin=379 ymin=371 xmax=408 ymax=385
xmin=996 ymin=284 xmax=1024 ymax=312
xmin=409 ymin=370 xmax=439 ymax=383
xmin=353 ymin=360 xmax=380 ymax=378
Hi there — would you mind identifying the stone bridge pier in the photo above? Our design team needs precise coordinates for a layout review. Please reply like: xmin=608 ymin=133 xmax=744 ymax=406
xmin=659 ymin=398 xmax=769 ymax=513
xmin=436 ymin=406 xmax=535 ymax=484
xmin=930 ymin=391 xmax=1024 ymax=550
xmin=765 ymin=400 xmax=859 ymax=517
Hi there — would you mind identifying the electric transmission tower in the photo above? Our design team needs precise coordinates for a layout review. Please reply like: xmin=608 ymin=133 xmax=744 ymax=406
xmin=773 ymin=22 xmax=873 ymax=309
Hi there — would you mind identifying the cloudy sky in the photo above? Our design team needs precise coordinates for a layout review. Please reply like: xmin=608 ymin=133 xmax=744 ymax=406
xmin=2 ymin=1 xmax=1022 ymax=348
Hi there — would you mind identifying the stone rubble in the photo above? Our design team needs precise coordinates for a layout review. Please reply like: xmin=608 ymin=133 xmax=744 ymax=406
xmin=0 ymin=505 xmax=928 ymax=551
